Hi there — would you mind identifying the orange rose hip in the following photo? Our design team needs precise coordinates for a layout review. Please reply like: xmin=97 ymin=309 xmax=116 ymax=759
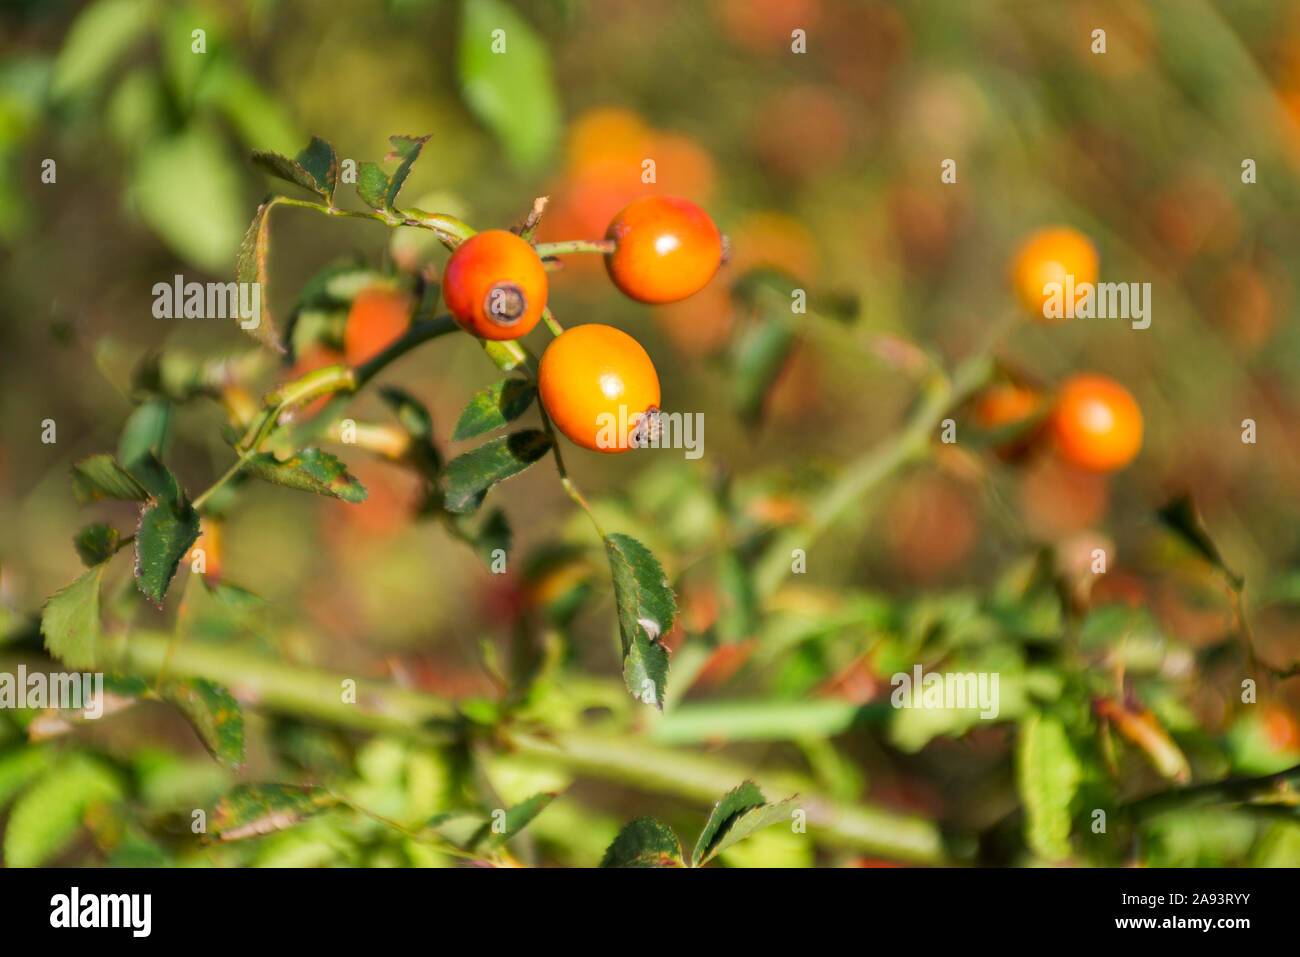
xmin=442 ymin=229 xmax=548 ymax=339
xmin=605 ymin=196 xmax=722 ymax=303
xmin=343 ymin=285 xmax=414 ymax=365
xmin=538 ymin=324 xmax=661 ymax=453
xmin=1010 ymin=226 xmax=1098 ymax=320
xmin=1050 ymin=373 xmax=1143 ymax=472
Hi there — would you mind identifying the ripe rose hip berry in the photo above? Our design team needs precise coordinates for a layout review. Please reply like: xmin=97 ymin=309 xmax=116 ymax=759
xmin=973 ymin=382 xmax=1045 ymax=459
xmin=1050 ymin=373 xmax=1142 ymax=472
xmin=343 ymin=285 xmax=414 ymax=365
xmin=605 ymin=195 xmax=722 ymax=303
xmin=1010 ymin=226 xmax=1098 ymax=320
xmin=538 ymin=324 xmax=660 ymax=453
xmin=442 ymin=230 xmax=548 ymax=339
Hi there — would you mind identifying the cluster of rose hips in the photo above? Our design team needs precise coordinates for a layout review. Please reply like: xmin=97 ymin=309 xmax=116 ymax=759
xmin=440 ymin=194 xmax=722 ymax=452
xmin=977 ymin=225 xmax=1143 ymax=473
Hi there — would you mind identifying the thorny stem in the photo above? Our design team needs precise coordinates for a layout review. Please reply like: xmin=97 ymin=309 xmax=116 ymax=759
xmin=532 ymin=238 xmax=615 ymax=258
xmin=269 ymin=195 xmax=475 ymax=249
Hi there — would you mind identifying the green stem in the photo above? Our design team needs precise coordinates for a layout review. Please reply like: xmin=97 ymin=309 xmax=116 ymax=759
xmin=107 ymin=631 xmax=460 ymax=743
xmin=532 ymin=239 xmax=615 ymax=258
xmin=751 ymin=353 xmax=994 ymax=597
xmin=192 ymin=317 xmax=460 ymax=511
xmin=541 ymin=307 xmax=564 ymax=338
xmin=1123 ymin=762 xmax=1300 ymax=819
xmin=269 ymin=196 xmax=476 ymax=249
xmin=507 ymin=729 xmax=949 ymax=864
xmin=537 ymin=404 xmax=603 ymax=537
xmin=102 ymin=631 xmax=948 ymax=863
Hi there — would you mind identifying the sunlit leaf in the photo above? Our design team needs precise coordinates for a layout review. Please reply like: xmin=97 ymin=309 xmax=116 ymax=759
xmin=604 ymin=532 xmax=676 ymax=709
xmin=458 ymin=0 xmax=560 ymax=170
xmin=40 ymin=565 xmax=105 ymax=669
xmin=211 ymin=783 xmax=337 ymax=841
xmin=159 ymin=677 xmax=245 ymax=771
xmin=134 ymin=501 xmax=201 ymax=606
xmin=452 ymin=379 xmax=536 ymax=440
xmin=243 ymin=448 xmax=368 ymax=503
xmin=693 ymin=782 xmax=799 ymax=867
xmin=73 ymin=524 xmax=121 ymax=567
xmin=599 ymin=817 xmax=683 ymax=868
xmin=3 ymin=755 xmax=123 ymax=867
xmin=442 ymin=430 xmax=551 ymax=514
xmin=1017 ymin=711 xmax=1082 ymax=861
xmin=71 ymin=454 xmax=148 ymax=504
xmin=473 ymin=791 xmax=557 ymax=849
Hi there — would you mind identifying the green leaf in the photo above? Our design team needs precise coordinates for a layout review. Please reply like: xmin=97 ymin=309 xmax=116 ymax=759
xmin=134 ymin=501 xmax=201 ymax=606
xmin=212 ymin=783 xmax=338 ymax=841
xmin=458 ymin=0 xmax=560 ymax=170
xmin=3 ymin=755 xmax=123 ymax=867
xmin=131 ymin=125 xmax=247 ymax=272
xmin=251 ymin=149 xmax=328 ymax=198
xmin=379 ymin=386 xmax=434 ymax=441
xmin=117 ymin=398 xmax=171 ymax=471
xmin=159 ymin=677 xmax=245 ymax=771
xmin=694 ymin=781 xmax=762 ymax=864
xmin=235 ymin=200 xmax=281 ymax=351
xmin=599 ymin=817 xmax=683 ymax=868
xmin=40 ymin=565 xmax=105 ymax=670
xmin=199 ymin=60 xmax=301 ymax=156
xmin=692 ymin=784 xmax=798 ymax=866
xmin=1157 ymin=493 xmax=1243 ymax=588
xmin=50 ymin=0 xmax=151 ymax=102
xmin=473 ymin=791 xmax=557 ymax=849
xmin=356 ymin=161 xmax=390 ymax=211
xmin=297 ymin=136 xmax=340 ymax=202
xmin=473 ymin=508 xmax=511 ymax=566
xmin=442 ymin=430 xmax=551 ymax=514
xmin=453 ymin=379 xmax=537 ymax=440
xmin=127 ymin=450 xmax=182 ymax=505
xmin=71 ymin=453 xmax=149 ymax=504
xmin=1017 ymin=711 xmax=1082 ymax=862
xmin=250 ymin=136 xmax=340 ymax=203
xmin=74 ymin=524 xmax=121 ymax=567
xmin=0 ymin=749 xmax=52 ymax=812
xmin=243 ymin=448 xmax=368 ymax=503
xmin=482 ymin=339 xmax=527 ymax=372
xmin=731 ymin=310 xmax=795 ymax=424
xmin=383 ymin=134 xmax=430 ymax=208
xmin=604 ymin=533 xmax=676 ymax=709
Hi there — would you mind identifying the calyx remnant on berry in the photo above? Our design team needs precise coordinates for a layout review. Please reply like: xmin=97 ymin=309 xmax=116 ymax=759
xmin=485 ymin=281 xmax=527 ymax=323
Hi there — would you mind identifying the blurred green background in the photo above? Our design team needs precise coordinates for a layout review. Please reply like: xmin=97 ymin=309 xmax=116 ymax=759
xmin=1 ymin=0 xmax=1299 ymax=867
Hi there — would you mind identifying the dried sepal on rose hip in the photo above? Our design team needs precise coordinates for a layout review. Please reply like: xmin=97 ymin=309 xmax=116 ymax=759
xmin=443 ymin=229 xmax=549 ymax=340
xmin=604 ymin=195 xmax=723 ymax=303
xmin=538 ymin=324 xmax=661 ymax=453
